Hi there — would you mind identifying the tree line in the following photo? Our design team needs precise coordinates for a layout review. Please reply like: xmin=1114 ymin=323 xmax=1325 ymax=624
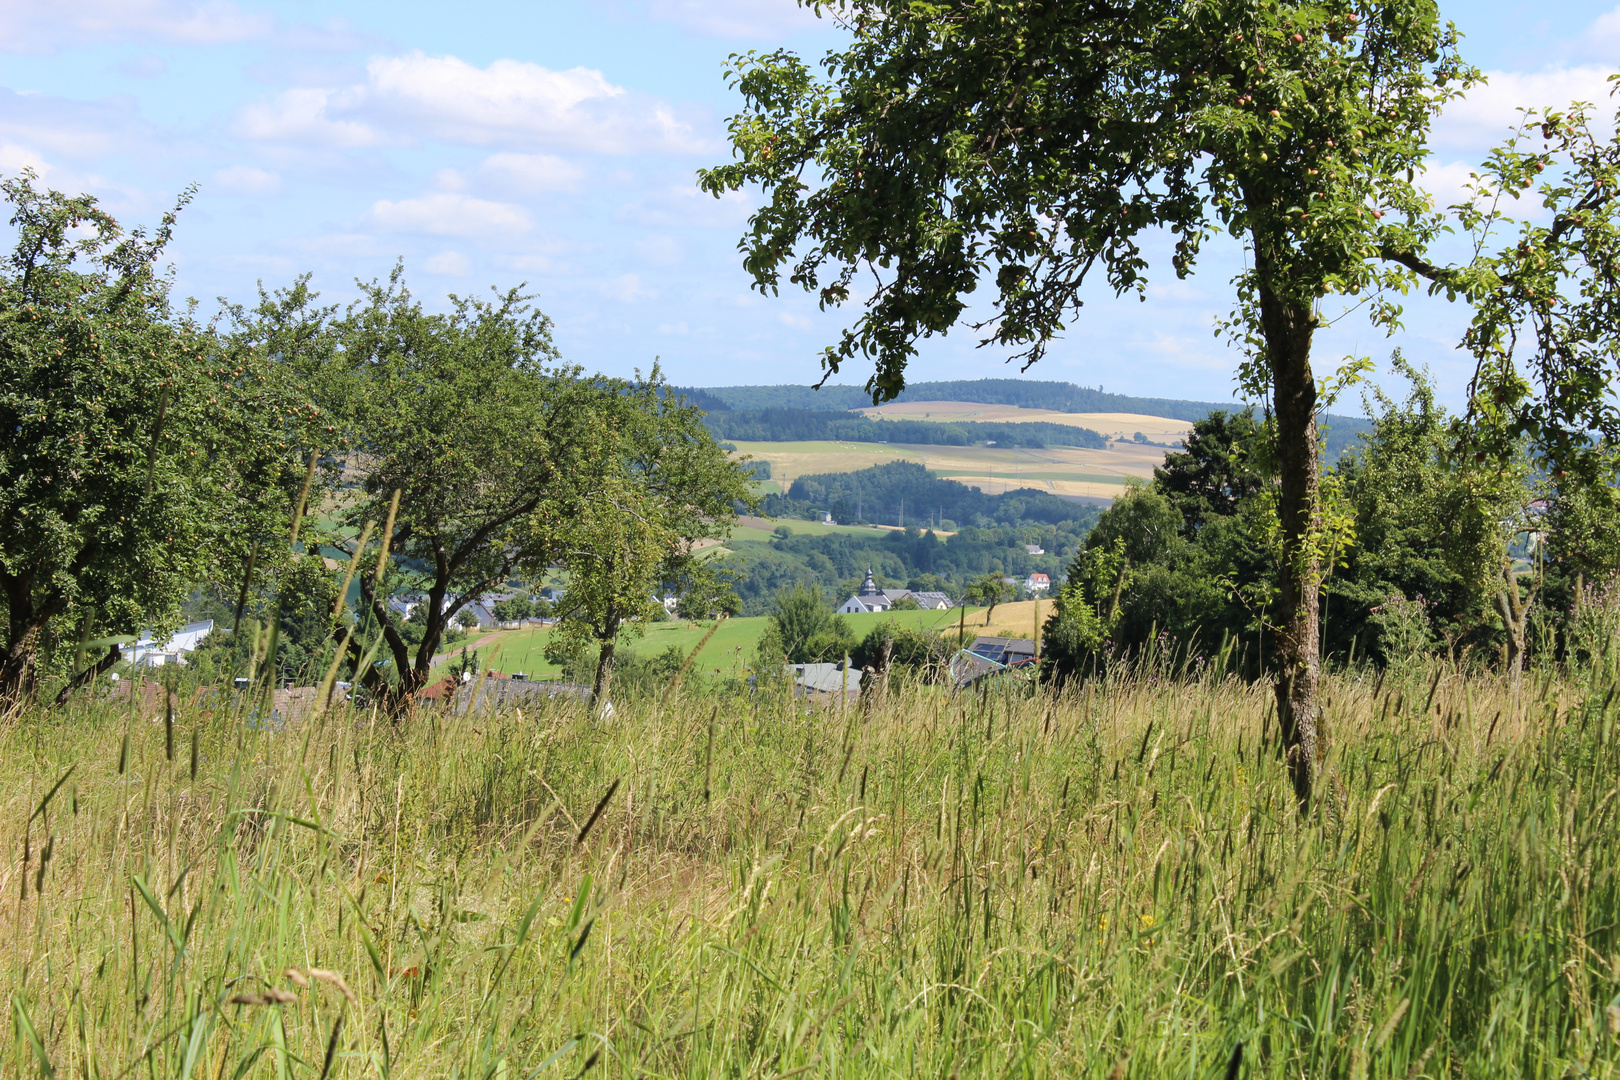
xmin=1041 ymin=359 xmax=1620 ymax=683
xmin=681 ymin=378 xmax=1241 ymax=420
xmin=767 ymin=459 xmax=1095 ymax=529
xmin=0 ymin=173 xmax=751 ymax=710
xmin=700 ymin=406 xmax=1108 ymax=449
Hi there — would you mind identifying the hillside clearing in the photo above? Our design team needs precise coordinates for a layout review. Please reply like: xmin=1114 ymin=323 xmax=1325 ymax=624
xmin=727 ymin=440 xmax=1161 ymax=501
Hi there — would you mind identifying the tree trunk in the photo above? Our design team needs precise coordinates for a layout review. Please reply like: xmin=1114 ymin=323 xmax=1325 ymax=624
xmin=1 ymin=573 xmax=64 ymax=708
xmin=860 ymin=635 xmax=893 ymax=714
xmin=592 ymin=620 xmax=619 ymax=713
xmin=1495 ymin=561 xmax=1530 ymax=679
xmin=1261 ymin=283 xmax=1322 ymax=814
xmin=0 ymin=632 xmax=40 ymax=706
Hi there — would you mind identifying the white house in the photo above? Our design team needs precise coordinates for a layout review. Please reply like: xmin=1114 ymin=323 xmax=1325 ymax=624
xmin=838 ymin=569 xmax=891 ymax=613
xmin=1025 ymin=572 xmax=1051 ymax=592
xmin=839 ymin=569 xmax=954 ymax=613
xmin=129 ymin=620 xmax=215 ymax=668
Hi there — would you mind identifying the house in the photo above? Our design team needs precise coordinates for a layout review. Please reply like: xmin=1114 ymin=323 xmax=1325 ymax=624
xmin=1025 ymin=572 xmax=1051 ymax=592
xmin=129 ymin=620 xmax=215 ymax=668
xmin=387 ymin=594 xmax=423 ymax=621
xmin=838 ymin=569 xmax=892 ymax=613
xmin=787 ymin=660 xmax=863 ymax=703
xmin=952 ymin=636 xmax=1037 ymax=688
xmin=1025 ymin=544 xmax=1046 ymax=556
xmin=951 ymin=636 xmax=1038 ymax=688
xmin=839 ymin=569 xmax=954 ymax=613
xmin=967 ymin=636 xmax=1037 ymax=667
xmin=661 ymin=595 xmax=681 ymax=616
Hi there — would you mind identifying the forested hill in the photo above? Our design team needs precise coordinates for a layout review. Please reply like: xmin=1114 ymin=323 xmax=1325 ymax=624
xmin=676 ymin=381 xmax=1372 ymax=460
xmin=760 ymin=460 xmax=1095 ymax=529
xmin=703 ymin=408 xmax=1107 ymax=449
xmin=674 ymin=379 xmax=1234 ymax=419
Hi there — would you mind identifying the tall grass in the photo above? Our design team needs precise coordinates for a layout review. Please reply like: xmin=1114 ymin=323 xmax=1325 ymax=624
xmin=4 ymin=663 xmax=1619 ymax=1078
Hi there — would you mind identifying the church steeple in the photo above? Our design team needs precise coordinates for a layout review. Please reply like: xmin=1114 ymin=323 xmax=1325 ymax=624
xmin=858 ymin=568 xmax=881 ymax=597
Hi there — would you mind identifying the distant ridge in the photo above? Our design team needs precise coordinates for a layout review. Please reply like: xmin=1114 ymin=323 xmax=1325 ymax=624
xmin=677 ymin=378 xmax=1237 ymax=421
xmin=673 ymin=378 xmax=1374 ymax=461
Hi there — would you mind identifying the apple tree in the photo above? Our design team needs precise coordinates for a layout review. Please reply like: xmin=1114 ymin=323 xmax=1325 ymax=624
xmin=0 ymin=172 xmax=317 ymax=704
xmin=700 ymin=0 xmax=1473 ymax=808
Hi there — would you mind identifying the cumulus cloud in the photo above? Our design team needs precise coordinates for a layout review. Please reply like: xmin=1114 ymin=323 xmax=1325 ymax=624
xmin=210 ymin=164 xmax=281 ymax=196
xmin=118 ymin=55 xmax=168 ymax=78
xmin=646 ymin=0 xmax=826 ymax=39
xmin=235 ymin=87 xmax=384 ymax=148
xmin=422 ymin=250 xmax=472 ymax=276
xmin=1433 ymin=66 xmax=1617 ymax=153
xmin=0 ymin=87 xmax=157 ymax=160
xmin=234 ymin=52 xmax=707 ymax=155
xmin=496 ymin=253 xmax=556 ymax=273
xmin=0 ymin=141 xmax=55 ymax=178
xmin=0 ymin=0 xmax=367 ymax=52
xmin=368 ymin=192 xmax=532 ymax=238
xmin=601 ymin=272 xmax=655 ymax=302
xmin=617 ymin=184 xmax=752 ymax=228
xmin=478 ymin=152 xmax=584 ymax=194
xmin=633 ymin=234 xmax=683 ymax=266
xmin=0 ymin=0 xmax=269 ymax=52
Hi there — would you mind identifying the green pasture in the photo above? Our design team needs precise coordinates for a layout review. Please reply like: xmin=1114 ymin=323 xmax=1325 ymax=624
xmin=463 ymin=605 xmax=986 ymax=677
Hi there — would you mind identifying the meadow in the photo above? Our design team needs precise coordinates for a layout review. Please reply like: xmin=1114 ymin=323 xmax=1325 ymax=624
xmin=461 ymin=605 xmax=990 ymax=678
xmin=726 ymin=441 xmax=1153 ymax=501
xmin=5 ymin=661 xmax=1619 ymax=1078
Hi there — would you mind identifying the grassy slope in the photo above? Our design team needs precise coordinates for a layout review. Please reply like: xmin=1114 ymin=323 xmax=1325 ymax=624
xmin=7 ymin=669 xmax=1617 ymax=1077
xmin=469 ymin=605 xmax=986 ymax=676
xmin=727 ymin=439 xmax=1153 ymax=501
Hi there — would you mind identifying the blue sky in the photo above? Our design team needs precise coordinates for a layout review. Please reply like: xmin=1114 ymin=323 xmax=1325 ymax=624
xmin=3 ymin=0 xmax=1619 ymax=407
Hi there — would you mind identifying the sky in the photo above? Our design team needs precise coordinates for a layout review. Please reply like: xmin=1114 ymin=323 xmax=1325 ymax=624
xmin=3 ymin=0 xmax=1620 ymax=408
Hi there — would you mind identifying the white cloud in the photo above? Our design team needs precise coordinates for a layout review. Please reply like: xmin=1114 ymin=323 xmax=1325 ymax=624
xmin=0 ymin=142 xmax=54 ymax=177
xmin=1146 ymin=279 xmax=1209 ymax=302
xmin=0 ymin=0 xmax=365 ymax=53
xmin=368 ymin=192 xmax=532 ymax=238
xmin=0 ymin=141 xmax=142 ymax=204
xmin=209 ymin=252 xmax=296 ymax=274
xmin=633 ymin=234 xmax=683 ymax=266
xmin=288 ymin=232 xmax=394 ymax=257
xmin=432 ymin=167 xmax=467 ymax=191
xmin=0 ymin=0 xmax=270 ymax=52
xmin=778 ymin=311 xmax=811 ymax=329
xmin=210 ymin=164 xmax=281 ymax=196
xmin=1433 ymin=66 xmax=1617 ymax=153
xmin=479 ymin=152 xmax=584 ymax=194
xmin=496 ymin=253 xmax=557 ymax=272
xmin=0 ymin=88 xmax=156 ymax=161
xmin=1419 ymin=160 xmax=1491 ymax=209
xmin=602 ymin=272 xmax=655 ymax=302
xmin=647 ymin=0 xmax=825 ymax=39
xmin=234 ymin=52 xmax=707 ymax=156
xmin=236 ymin=88 xmax=384 ymax=148
xmin=658 ymin=321 xmax=690 ymax=335
xmin=118 ymin=55 xmax=168 ymax=78
xmin=364 ymin=52 xmax=706 ymax=154
xmin=618 ymin=184 xmax=752 ymax=228
xmin=423 ymin=250 xmax=472 ymax=276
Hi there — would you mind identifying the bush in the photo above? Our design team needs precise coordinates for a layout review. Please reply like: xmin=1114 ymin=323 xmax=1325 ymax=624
xmin=756 ymin=584 xmax=856 ymax=664
xmin=850 ymin=620 xmax=952 ymax=681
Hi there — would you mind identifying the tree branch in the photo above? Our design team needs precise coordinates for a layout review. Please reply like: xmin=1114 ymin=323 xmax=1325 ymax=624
xmin=53 ymin=644 xmax=122 ymax=706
